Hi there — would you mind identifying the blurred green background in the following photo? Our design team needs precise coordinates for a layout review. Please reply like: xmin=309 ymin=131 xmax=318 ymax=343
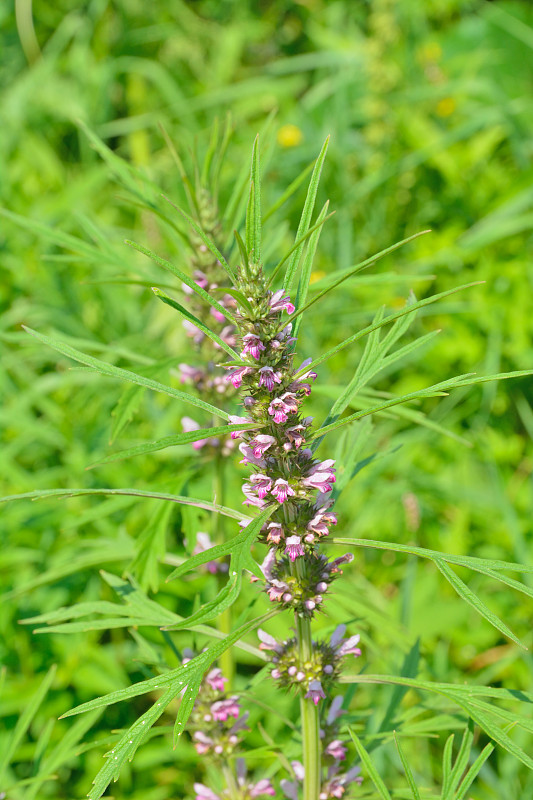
xmin=1 ymin=1 xmax=533 ymax=798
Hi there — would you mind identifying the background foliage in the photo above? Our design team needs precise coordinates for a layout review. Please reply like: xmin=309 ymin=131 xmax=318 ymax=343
xmin=1 ymin=1 xmax=533 ymax=798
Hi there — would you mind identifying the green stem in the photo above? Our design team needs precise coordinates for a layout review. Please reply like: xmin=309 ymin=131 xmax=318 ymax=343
xmin=294 ymin=563 xmax=321 ymax=800
xmin=214 ymin=453 xmax=234 ymax=686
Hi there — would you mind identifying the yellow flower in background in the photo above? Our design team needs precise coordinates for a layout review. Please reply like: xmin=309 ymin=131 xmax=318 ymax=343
xmin=437 ymin=97 xmax=455 ymax=117
xmin=310 ymin=270 xmax=326 ymax=284
xmin=420 ymin=41 xmax=442 ymax=63
xmin=277 ymin=124 xmax=304 ymax=148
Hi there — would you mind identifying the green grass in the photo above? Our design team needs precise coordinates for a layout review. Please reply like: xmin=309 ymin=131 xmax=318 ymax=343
xmin=1 ymin=1 xmax=533 ymax=798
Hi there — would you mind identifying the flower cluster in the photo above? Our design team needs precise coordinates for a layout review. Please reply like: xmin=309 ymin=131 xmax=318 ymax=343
xmin=187 ymin=659 xmax=248 ymax=758
xmin=195 ymin=759 xmax=275 ymax=800
xmin=225 ymin=270 xmax=356 ymax=618
xmin=257 ymin=625 xmax=361 ymax=706
xmin=280 ymin=695 xmax=363 ymax=800
xmin=188 ymin=659 xmax=274 ymax=800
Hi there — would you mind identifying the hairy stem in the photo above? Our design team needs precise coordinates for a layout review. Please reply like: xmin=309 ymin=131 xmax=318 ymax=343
xmin=222 ymin=764 xmax=239 ymax=800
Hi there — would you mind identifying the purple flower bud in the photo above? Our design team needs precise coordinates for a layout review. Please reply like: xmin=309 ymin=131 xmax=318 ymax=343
xmin=305 ymin=679 xmax=326 ymax=705
xmin=305 ymin=599 xmax=316 ymax=610
xmin=282 ymin=592 xmax=293 ymax=602
xmin=324 ymin=664 xmax=334 ymax=674
xmin=296 ymin=671 xmax=305 ymax=681
xmin=271 ymin=668 xmax=281 ymax=679
xmin=285 ymin=535 xmax=304 ymax=561
xmin=259 ymin=366 xmax=283 ymax=391
xmin=242 ymin=333 xmax=266 ymax=360
xmin=288 ymin=665 xmax=297 ymax=676
xmin=272 ymin=478 xmax=295 ymax=503
xmin=316 ymin=581 xmax=328 ymax=592
xmin=214 ymin=744 xmax=223 ymax=755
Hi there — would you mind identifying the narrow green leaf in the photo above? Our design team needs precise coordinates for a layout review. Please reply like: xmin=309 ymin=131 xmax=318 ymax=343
xmin=283 ymin=136 xmax=329 ymax=291
xmin=441 ymin=734 xmax=455 ymax=798
xmin=161 ymin=196 xmax=236 ymax=281
xmin=309 ymin=374 xmax=475 ymax=441
xmin=22 ymin=326 xmax=228 ymax=420
xmin=455 ymin=743 xmax=494 ymax=800
xmin=444 ymin=723 xmax=475 ymax=800
xmin=248 ymin=135 xmax=261 ymax=261
xmin=267 ymin=210 xmax=335 ymax=289
xmin=433 ymin=559 xmax=525 ymax=648
xmin=201 ymin=117 xmax=219 ymax=186
xmin=164 ymin=506 xmax=274 ymax=629
xmin=295 ymin=281 xmax=483 ymax=377
xmin=88 ymin=423 xmax=258 ymax=469
xmin=287 ymin=230 xmax=430 ymax=326
xmin=125 ymin=238 xmax=236 ymax=322
xmin=292 ymin=201 xmax=330 ymax=338
xmin=0 ymin=487 xmax=249 ymax=523
xmin=263 ymin=158 xmax=314 ymax=222
xmin=393 ymin=732 xmax=421 ymax=800
xmin=329 ymin=536 xmax=533 ymax=574
xmin=152 ymin=287 xmax=238 ymax=358
xmin=348 ymin=729 xmax=392 ymax=800
xmin=0 ymin=666 xmax=57 ymax=783
xmin=212 ymin=284 xmax=254 ymax=315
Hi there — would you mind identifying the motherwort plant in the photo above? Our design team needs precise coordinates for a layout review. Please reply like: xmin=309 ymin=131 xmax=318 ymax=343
xmin=6 ymin=132 xmax=533 ymax=800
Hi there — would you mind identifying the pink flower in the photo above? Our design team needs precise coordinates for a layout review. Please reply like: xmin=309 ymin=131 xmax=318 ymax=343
xmin=242 ymin=333 xmax=266 ymax=359
xmin=239 ymin=442 xmax=266 ymax=468
xmin=268 ymin=398 xmax=290 ymax=424
xmin=305 ymin=679 xmax=326 ymax=705
xmin=326 ymin=696 xmax=345 ymax=725
xmin=266 ymin=579 xmax=289 ymax=601
xmin=205 ymin=668 xmax=227 ymax=693
xmin=259 ymin=366 xmax=283 ymax=391
xmin=271 ymin=478 xmax=295 ymax=503
xmin=210 ymin=306 xmax=226 ymax=323
xmin=270 ymin=290 xmax=295 ymax=314
xmin=210 ymin=697 xmax=240 ymax=722
xmin=193 ymin=270 xmax=209 ymax=289
xmin=228 ymin=415 xmax=250 ymax=439
xmin=182 ymin=320 xmax=205 ymax=345
xmin=250 ymin=434 xmax=276 ymax=458
xmin=250 ymin=473 xmax=273 ymax=499
xmin=179 ymin=363 xmax=204 ymax=384
xmin=286 ymin=424 xmax=306 ymax=449
xmin=285 ymin=535 xmax=304 ymax=561
xmin=303 ymin=472 xmax=335 ymax=493
xmin=193 ymin=731 xmax=213 ymax=755
xmin=242 ymin=484 xmax=266 ymax=508
xmin=182 ymin=417 xmax=208 ymax=450
xmin=266 ymin=521 xmax=284 ymax=543
xmin=250 ymin=780 xmax=276 ymax=797
xmin=194 ymin=784 xmax=219 ymax=800
xmin=257 ymin=629 xmax=283 ymax=653
xmin=225 ymin=365 xmax=252 ymax=388
xmin=325 ymin=740 xmax=347 ymax=761
xmin=307 ymin=509 xmax=337 ymax=537
xmin=330 ymin=625 xmax=362 ymax=657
